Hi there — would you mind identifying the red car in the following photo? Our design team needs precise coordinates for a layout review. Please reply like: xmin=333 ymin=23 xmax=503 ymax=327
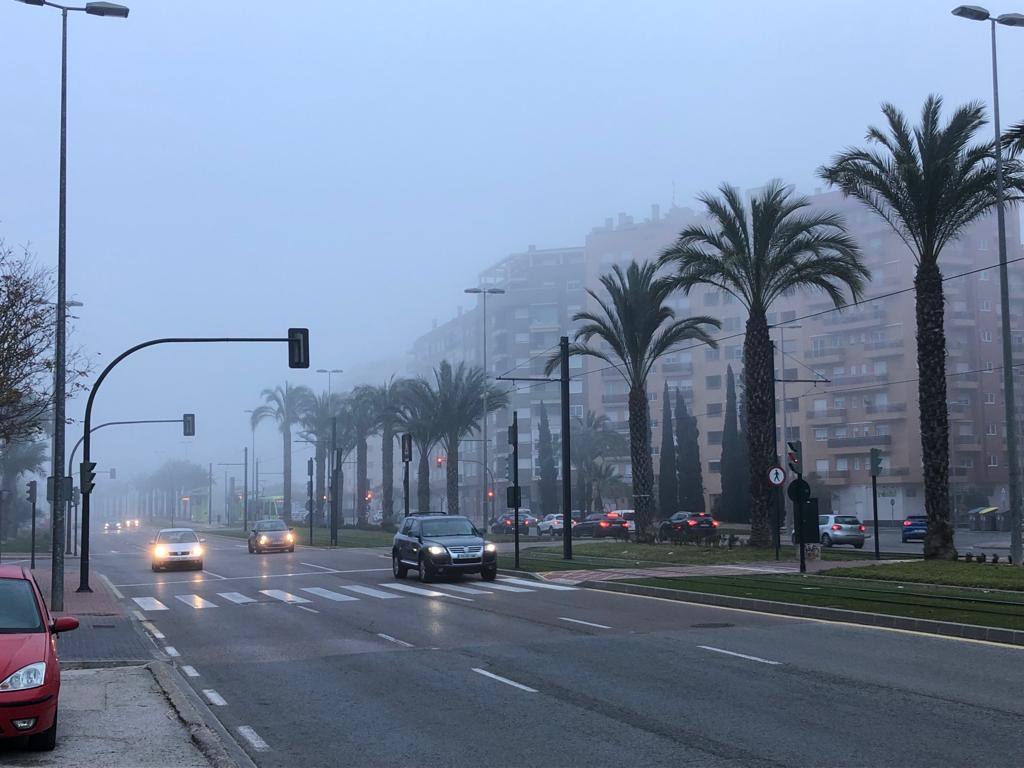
xmin=0 ymin=565 xmax=79 ymax=751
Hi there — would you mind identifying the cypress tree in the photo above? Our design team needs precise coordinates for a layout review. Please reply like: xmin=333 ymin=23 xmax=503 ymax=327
xmin=675 ymin=388 xmax=705 ymax=512
xmin=537 ymin=402 xmax=558 ymax=516
xmin=657 ymin=381 xmax=677 ymax=519
xmin=719 ymin=365 xmax=744 ymax=523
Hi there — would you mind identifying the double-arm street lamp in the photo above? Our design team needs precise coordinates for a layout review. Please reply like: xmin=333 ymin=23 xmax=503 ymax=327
xmin=952 ymin=5 xmax=1024 ymax=566
xmin=465 ymin=287 xmax=504 ymax=527
xmin=316 ymin=368 xmax=344 ymax=398
xmin=13 ymin=0 xmax=129 ymax=610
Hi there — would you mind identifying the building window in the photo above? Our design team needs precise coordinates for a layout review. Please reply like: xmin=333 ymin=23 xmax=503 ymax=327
xmin=705 ymin=348 xmax=720 ymax=361
xmin=816 ymin=459 xmax=829 ymax=475
xmin=815 ymin=428 xmax=828 ymax=441
xmin=853 ymin=457 xmax=861 ymax=470
xmin=984 ymin=361 xmax=994 ymax=372
xmin=814 ymin=399 xmax=827 ymax=413
xmin=873 ymin=361 xmax=887 ymax=375
xmin=834 ymin=426 xmax=848 ymax=439
xmin=569 ymin=405 xmax=583 ymax=418
xmin=707 ymin=403 xmax=723 ymax=417
xmin=876 ymin=424 xmax=890 ymax=436
xmin=514 ymin=333 xmax=529 ymax=344
xmin=836 ymin=458 xmax=849 ymax=471
xmin=960 ymin=456 xmax=974 ymax=469
xmin=728 ymin=345 xmax=743 ymax=360
xmin=988 ymin=455 xmax=999 ymax=468
xmin=708 ymin=431 xmax=723 ymax=445
xmin=980 ymin=269 xmax=990 ymax=281
xmin=981 ymin=330 xmax=993 ymax=343
xmin=706 ymin=375 xmax=722 ymax=390
xmin=723 ymin=317 xmax=742 ymax=331
xmin=985 ymin=393 xmax=997 ymax=405
xmin=833 ymin=397 xmax=845 ymax=410
xmin=987 ymin=423 xmax=998 ymax=436
xmin=981 ymin=299 xmax=993 ymax=312
xmin=785 ymin=426 xmax=800 ymax=441
xmin=708 ymin=460 xmax=721 ymax=473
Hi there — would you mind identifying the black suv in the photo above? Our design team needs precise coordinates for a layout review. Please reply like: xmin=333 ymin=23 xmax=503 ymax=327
xmin=392 ymin=513 xmax=497 ymax=583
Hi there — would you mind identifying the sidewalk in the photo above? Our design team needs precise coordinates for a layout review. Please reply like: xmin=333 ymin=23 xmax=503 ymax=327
xmin=0 ymin=665 xmax=214 ymax=767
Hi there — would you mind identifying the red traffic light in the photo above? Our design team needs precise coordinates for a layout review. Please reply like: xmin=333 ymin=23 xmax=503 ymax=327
xmin=435 ymin=455 xmax=445 ymax=467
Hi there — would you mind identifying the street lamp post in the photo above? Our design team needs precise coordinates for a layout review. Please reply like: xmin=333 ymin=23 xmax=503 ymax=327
xmin=465 ymin=287 xmax=504 ymax=528
xmin=316 ymin=368 xmax=344 ymax=398
xmin=13 ymin=0 xmax=129 ymax=611
xmin=952 ymin=5 xmax=1024 ymax=566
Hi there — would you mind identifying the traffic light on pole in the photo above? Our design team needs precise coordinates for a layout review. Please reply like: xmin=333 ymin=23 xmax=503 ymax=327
xmin=786 ymin=440 xmax=803 ymax=476
xmin=287 ymin=327 xmax=310 ymax=369
xmin=80 ymin=462 xmax=97 ymax=494
xmin=182 ymin=413 xmax=195 ymax=437
xmin=870 ymin=448 xmax=883 ymax=477
xmin=26 ymin=480 xmax=36 ymax=505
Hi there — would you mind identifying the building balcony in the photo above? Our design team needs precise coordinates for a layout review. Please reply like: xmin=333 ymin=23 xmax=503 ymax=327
xmin=822 ymin=309 xmax=888 ymax=329
xmin=827 ymin=434 xmax=892 ymax=449
xmin=834 ymin=373 xmax=890 ymax=387
xmin=805 ymin=348 xmax=845 ymax=364
xmin=601 ymin=393 xmax=629 ymax=404
xmin=951 ymin=373 xmax=979 ymax=389
xmin=806 ymin=408 xmax=848 ymax=422
xmin=864 ymin=339 xmax=906 ymax=358
xmin=822 ymin=470 xmax=850 ymax=485
xmin=661 ymin=361 xmax=694 ymax=375
xmin=948 ymin=401 xmax=970 ymax=414
xmin=865 ymin=403 xmax=908 ymax=417
xmin=950 ymin=310 xmax=975 ymax=327
xmin=953 ymin=435 xmax=983 ymax=450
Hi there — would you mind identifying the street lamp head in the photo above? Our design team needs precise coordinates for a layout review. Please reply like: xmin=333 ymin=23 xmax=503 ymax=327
xmin=13 ymin=1 xmax=47 ymax=7
xmin=85 ymin=2 xmax=129 ymax=17
xmin=952 ymin=5 xmax=991 ymax=20
xmin=996 ymin=12 xmax=1024 ymax=25
xmin=464 ymin=288 xmax=482 ymax=295
xmin=485 ymin=288 xmax=506 ymax=295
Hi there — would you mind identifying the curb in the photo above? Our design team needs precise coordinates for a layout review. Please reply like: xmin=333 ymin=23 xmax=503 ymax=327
xmin=148 ymin=661 xmax=256 ymax=768
xmin=584 ymin=580 xmax=1024 ymax=648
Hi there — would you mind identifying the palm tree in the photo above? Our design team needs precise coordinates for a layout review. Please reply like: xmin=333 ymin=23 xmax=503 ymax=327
xmin=590 ymin=460 xmax=626 ymax=515
xmin=820 ymin=96 xmax=1019 ymax=559
xmin=363 ymin=377 xmax=410 ymax=526
xmin=298 ymin=391 xmax=344 ymax=523
xmin=659 ymin=182 xmax=867 ymax=548
xmin=349 ymin=386 xmax=382 ymax=527
xmin=1003 ymin=120 xmax=1024 ymax=156
xmin=433 ymin=360 xmax=508 ymax=516
xmin=399 ymin=378 xmax=443 ymax=513
xmin=547 ymin=261 xmax=720 ymax=541
xmin=570 ymin=411 xmax=627 ymax=514
xmin=251 ymin=383 xmax=314 ymax=521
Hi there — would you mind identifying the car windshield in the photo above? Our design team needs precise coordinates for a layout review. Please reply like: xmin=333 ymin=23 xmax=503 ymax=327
xmin=157 ymin=530 xmax=199 ymax=543
xmin=835 ymin=516 xmax=860 ymax=525
xmin=908 ymin=516 xmax=927 ymax=522
xmin=0 ymin=579 xmax=44 ymax=634
xmin=422 ymin=518 xmax=476 ymax=537
xmin=257 ymin=520 xmax=287 ymax=531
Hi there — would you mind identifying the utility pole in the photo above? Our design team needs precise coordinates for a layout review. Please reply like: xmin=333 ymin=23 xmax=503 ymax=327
xmin=243 ymin=447 xmax=249 ymax=533
xmin=330 ymin=416 xmax=339 ymax=545
xmin=560 ymin=336 xmax=572 ymax=561
xmin=509 ymin=412 xmax=521 ymax=569
xmin=27 ymin=481 xmax=38 ymax=569
xmin=870 ymin=448 xmax=882 ymax=561
xmin=401 ymin=433 xmax=412 ymax=518
xmin=307 ymin=457 xmax=315 ymax=545
xmin=208 ymin=463 xmax=213 ymax=525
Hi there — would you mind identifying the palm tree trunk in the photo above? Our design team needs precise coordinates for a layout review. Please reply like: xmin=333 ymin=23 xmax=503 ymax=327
xmin=916 ymin=262 xmax=955 ymax=559
xmin=592 ymin=481 xmax=603 ymax=516
xmin=315 ymin=443 xmax=326 ymax=525
xmin=381 ymin=425 xmax=394 ymax=525
xmin=283 ymin=425 xmax=292 ymax=521
xmin=446 ymin=438 xmax=460 ymax=515
xmin=337 ymin=466 xmax=345 ymax=525
xmin=357 ymin=437 xmax=368 ymax=527
xmin=627 ymin=385 xmax=654 ymax=540
xmin=743 ymin=311 xmax=773 ymax=548
xmin=575 ymin=471 xmax=587 ymax=515
xmin=416 ymin=445 xmax=431 ymax=512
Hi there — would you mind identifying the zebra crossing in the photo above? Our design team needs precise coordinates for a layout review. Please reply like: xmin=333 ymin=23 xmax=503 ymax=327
xmin=130 ymin=577 xmax=574 ymax=613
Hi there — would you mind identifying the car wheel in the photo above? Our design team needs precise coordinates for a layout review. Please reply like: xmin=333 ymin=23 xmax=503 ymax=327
xmin=854 ymin=542 xmax=864 ymax=549
xmin=196 ymin=561 xmax=204 ymax=571
xmin=289 ymin=546 xmax=295 ymax=553
xmin=821 ymin=533 xmax=832 ymax=547
xmin=29 ymin=707 xmax=57 ymax=751
xmin=393 ymin=553 xmax=408 ymax=579
xmin=481 ymin=566 xmax=497 ymax=581
xmin=247 ymin=542 xmax=254 ymax=553
xmin=419 ymin=556 xmax=434 ymax=583
xmin=151 ymin=563 xmax=159 ymax=572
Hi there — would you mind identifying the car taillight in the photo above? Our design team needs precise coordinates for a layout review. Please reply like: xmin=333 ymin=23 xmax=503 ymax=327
xmin=599 ymin=521 xmax=610 ymax=528
xmin=687 ymin=519 xmax=697 ymax=526
xmin=712 ymin=521 xmax=719 ymax=527
xmin=831 ymin=524 xmax=841 ymax=531
xmin=903 ymin=520 xmax=912 ymax=526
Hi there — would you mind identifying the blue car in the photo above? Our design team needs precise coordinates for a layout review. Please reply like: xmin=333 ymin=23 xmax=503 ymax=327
xmin=902 ymin=515 xmax=928 ymax=543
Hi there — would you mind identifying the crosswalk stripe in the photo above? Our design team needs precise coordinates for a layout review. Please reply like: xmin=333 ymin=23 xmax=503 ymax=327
xmin=218 ymin=592 xmax=257 ymax=605
xmin=260 ymin=589 xmax=311 ymax=604
xmin=175 ymin=594 xmax=218 ymax=609
xmin=301 ymin=587 xmax=359 ymax=602
xmin=132 ymin=597 xmax=168 ymax=611
xmin=380 ymin=583 xmax=472 ymax=601
xmin=434 ymin=583 xmax=493 ymax=595
xmin=500 ymin=576 xmax=577 ymax=591
xmin=336 ymin=584 xmax=403 ymax=599
xmin=480 ymin=582 xmax=534 ymax=593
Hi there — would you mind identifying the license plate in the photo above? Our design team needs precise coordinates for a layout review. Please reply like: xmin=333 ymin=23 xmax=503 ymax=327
xmin=455 ymin=552 xmax=475 ymax=559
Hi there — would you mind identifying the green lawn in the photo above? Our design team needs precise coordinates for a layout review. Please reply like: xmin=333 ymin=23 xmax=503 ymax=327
xmin=213 ymin=527 xmax=394 ymax=548
xmin=1 ymin=531 xmax=52 ymax=555
xmin=622 ymin=573 xmax=1024 ymax=632
xmin=825 ymin=560 xmax=1024 ymax=591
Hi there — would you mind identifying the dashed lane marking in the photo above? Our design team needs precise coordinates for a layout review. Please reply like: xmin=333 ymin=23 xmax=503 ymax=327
xmin=559 ymin=617 xmax=612 ymax=630
xmin=202 ymin=569 xmax=227 ymax=580
xmin=299 ymin=562 xmax=338 ymax=572
xmin=697 ymin=645 xmax=781 ymax=666
xmin=141 ymin=621 xmax=165 ymax=639
xmin=297 ymin=605 xmax=320 ymax=614
xmin=471 ymin=668 xmax=537 ymax=693
xmin=182 ymin=666 xmax=199 ymax=678
xmin=164 ymin=646 xmax=180 ymax=657
xmin=237 ymin=726 xmax=270 ymax=752
xmin=377 ymin=633 xmax=414 ymax=648
xmin=203 ymin=689 xmax=227 ymax=706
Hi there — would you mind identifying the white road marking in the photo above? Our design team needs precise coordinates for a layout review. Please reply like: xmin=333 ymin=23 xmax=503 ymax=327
xmin=234 ymin=544 xmax=247 ymax=549
xmin=109 ymin=550 xmax=120 ymax=554
xmin=697 ymin=645 xmax=781 ymax=666
xmin=480 ymin=582 xmax=533 ymax=593
xmin=164 ymin=646 xmax=180 ymax=657
xmin=436 ymin=584 xmax=493 ymax=595
xmin=141 ymin=621 xmax=165 ymax=639
xmin=559 ymin=617 xmax=612 ymax=630
xmin=113 ymin=567 xmax=391 ymax=588
xmin=299 ymin=562 xmax=338 ymax=572
xmin=218 ymin=591 xmax=257 ymax=604
xmin=381 ymin=583 xmax=473 ymax=601
xmin=131 ymin=610 xmax=146 ymax=621
xmin=260 ymin=589 xmax=311 ymax=604
xmin=175 ymin=594 xmax=218 ymax=609
xmin=377 ymin=554 xmax=392 ymax=560
xmin=202 ymin=570 xmax=227 ymax=580
xmin=181 ymin=666 xmax=200 ymax=678
xmin=100 ymin=573 xmax=125 ymax=599
xmin=301 ymin=587 xmax=359 ymax=602
xmin=132 ymin=597 xmax=168 ymax=611
xmin=202 ymin=689 xmax=227 ymax=706
xmin=501 ymin=576 xmax=577 ymax=591
xmin=237 ymin=726 xmax=270 ymax=752
xmin=377 ymin=633 xmax=414 ymax=648
xmin=336 ymin=584 xmax=403 ymax=599
xmin=296 ymin=605 xmax=320 ymax=614
xmin=471 ymin=668 xmax=537 ymax=693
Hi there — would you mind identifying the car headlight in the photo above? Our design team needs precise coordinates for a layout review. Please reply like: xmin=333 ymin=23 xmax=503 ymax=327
xmin=484 ymin=543 xmax=497 ymax=553
xmin=426 ymin=545 xmax=446 ymax=556
xmin=193 ymin=545 xmax=203 ymax=557
xmin=154 ymin=544 xmax=168 ymax=559
xmin=285 ymin=532 xmax=294 ymax=543
xmin=259 ymin=535 xmax=269 ymax=545
xmin=0 ymin=663 xmax=46 ymax=692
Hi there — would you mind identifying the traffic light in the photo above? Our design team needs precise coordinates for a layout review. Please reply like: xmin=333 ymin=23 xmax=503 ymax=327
xmin=401 ymin=433 xmax=413 ymax=463
xmin=287 ymin=327 xmax=310 ymax=369
xmin=80 ymin=462 xmax=97 ymax=494
xmin=486 ymin=488 xmax=495 ymax=500
xmin=26 ymin=480 xmax=36 ymax=505
xmin=365 ymin=490 xmax=374 ymax=502
xmin=786 ymin=440 xmax=803 ymax=475
xmin=183 ymin=413 xmax=195 ymax=437
xmin=870 ymin=447 xmax=883 ymax=477
xmin=435 ymin=455 xmax=445 ymax=468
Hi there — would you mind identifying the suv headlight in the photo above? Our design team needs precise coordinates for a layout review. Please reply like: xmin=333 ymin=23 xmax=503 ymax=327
xmin=0 ymin=663 xmax=46 ymax=692
xmin=484 ymin=543 xmax=497 ymax=553
xmin=426 ymin=545 xmax=446 ymax=556
xmin=154 ymin=544 xmax=168 ymax=559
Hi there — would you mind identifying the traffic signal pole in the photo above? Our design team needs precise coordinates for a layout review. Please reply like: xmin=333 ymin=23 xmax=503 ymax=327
xmin=870 ymin=447 xmax=882 ymax=561
xmin=560 ymin=336 xmax=573 ymax=561
xmin=27 ymin=481 xmax=38 ymax=569
xmin=510 ymin=411 xmax=520 ymax=570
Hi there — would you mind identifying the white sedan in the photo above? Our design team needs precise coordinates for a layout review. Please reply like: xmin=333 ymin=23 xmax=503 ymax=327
xmin=537 ymin=514 xmax=574 ymax=538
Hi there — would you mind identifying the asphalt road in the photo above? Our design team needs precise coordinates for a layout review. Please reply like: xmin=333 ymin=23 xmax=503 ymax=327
xmin=90 ymin=526 xmax=1023 ymax=768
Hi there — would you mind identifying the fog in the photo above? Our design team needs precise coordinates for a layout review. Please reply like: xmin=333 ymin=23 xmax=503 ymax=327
xmin=2 ymin=0 xmax=1022 ymax=483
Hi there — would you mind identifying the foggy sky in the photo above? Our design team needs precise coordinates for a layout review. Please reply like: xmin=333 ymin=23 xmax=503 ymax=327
xmin=2 ymin=0 xmax=1022 ymax=486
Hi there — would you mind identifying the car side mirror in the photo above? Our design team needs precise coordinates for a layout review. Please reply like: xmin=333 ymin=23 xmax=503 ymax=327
xmin=51 ymin=617 xmax=79 ymax=634
xmin=199 ymin=538 xmax=207 ymax=543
